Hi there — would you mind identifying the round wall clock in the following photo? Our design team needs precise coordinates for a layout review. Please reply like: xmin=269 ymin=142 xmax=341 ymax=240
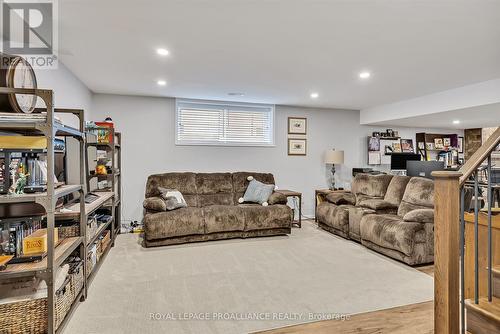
xmin=0 ymin=54 xmax=38 ymax=113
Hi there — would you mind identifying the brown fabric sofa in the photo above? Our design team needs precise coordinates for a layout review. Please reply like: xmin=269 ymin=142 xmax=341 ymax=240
xmin=316 ymin=174 xmax=434 ymax=265
xmin=143 ymin=172 xmax=292 ymax=247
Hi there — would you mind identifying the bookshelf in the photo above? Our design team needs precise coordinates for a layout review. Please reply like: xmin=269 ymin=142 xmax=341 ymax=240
xmin=0 ymin=87 xmax=86 ymax=334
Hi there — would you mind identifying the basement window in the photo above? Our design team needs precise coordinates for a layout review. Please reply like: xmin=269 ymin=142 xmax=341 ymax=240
xmin=175 ymin=99 xmax=275 ymax=146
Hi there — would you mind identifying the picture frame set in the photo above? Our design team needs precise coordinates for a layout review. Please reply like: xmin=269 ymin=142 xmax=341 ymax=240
xmin=287 ymin=117 xmax=307 ymax=156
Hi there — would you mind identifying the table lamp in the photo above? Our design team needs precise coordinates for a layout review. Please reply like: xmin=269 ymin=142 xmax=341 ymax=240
xmin=324 ymin=149 xmax=344 ymax=190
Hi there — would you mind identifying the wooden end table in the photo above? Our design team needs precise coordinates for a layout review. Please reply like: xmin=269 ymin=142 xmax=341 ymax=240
xmin=276 ymin=190 xmax=302 ymax=228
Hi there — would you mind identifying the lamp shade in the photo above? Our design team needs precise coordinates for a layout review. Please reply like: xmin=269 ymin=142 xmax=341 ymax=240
xmin=324 ymin=149 xmax=344 ymax=164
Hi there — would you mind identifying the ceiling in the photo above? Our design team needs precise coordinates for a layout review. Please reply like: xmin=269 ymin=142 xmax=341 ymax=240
xmin=59 ymin=0 xmax=500 ymax=110
xmin=369 ymin=102 xmax=500 ymax=129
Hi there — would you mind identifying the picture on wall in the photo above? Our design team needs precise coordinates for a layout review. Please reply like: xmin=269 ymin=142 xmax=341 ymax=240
xmin=443 ymin=137 xmax=451 ymax=147
xmin=400 ymin=139 xmax=414 ymax=153
xmin=434 ymin=138 xmax=444 ymax=150
xmin=392 ymin=142 xmax=402 ymax=153
xmin=288 ymin=117 xmax=307 ymax=135
xmin=288 ymin=138 xmax=307 ymax=155
xmin=458 ymin=136 xmax=464 ymax=153
xmin=368 ymin=137 xmax=380 ymax=151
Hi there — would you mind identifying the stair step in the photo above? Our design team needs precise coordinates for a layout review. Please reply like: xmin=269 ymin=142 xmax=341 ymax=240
xmin=466 ymin=297 xmax=500 ymax=334
xmin=494 ymin=266 xmax=500 ymax=299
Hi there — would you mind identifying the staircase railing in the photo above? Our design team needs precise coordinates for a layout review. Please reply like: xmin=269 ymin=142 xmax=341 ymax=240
xmin=433 ymin=127 xmax=500 ymax=334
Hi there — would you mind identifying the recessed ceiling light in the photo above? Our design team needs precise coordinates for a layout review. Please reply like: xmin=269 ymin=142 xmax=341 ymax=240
xmin=156 ymin=48 xmax=169 ymax=56
xmin=228 ymin=92 xmax=245 ymax=96
xmin=453 ymin=120 xmax=460 ymax=124
xmin=359 ymin=71 xmax=371 ymax=79
xmin=157 ymin=80 xmax=167 ymax=86
xmin=310 ymin=92 xmax=319 ymax=99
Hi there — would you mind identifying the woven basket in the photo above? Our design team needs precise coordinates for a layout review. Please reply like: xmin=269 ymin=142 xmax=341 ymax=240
xmin=54 ymin=276 xmax=74 ymax=328
xmin=0 ymin=262 xmax=84 ymax=333
xmin=0 ymin=299 xmax=48 ymax=334
xmin=70 ymin=263 xmax=85 ymax=297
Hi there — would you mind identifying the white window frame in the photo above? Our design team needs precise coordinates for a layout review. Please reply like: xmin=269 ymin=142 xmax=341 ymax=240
xmin=175 ymin=99 xmax=275 ymax=147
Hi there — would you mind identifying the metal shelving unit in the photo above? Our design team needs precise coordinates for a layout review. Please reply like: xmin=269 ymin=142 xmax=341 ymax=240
xmin=85 ymin=128 xmax=121 ymax=242
xmin=0 ymin=87 xmax=86 ymax=334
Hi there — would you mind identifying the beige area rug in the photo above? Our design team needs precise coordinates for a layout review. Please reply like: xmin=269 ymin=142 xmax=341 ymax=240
xmin=63 ymin=221 xmax=433 ymax=334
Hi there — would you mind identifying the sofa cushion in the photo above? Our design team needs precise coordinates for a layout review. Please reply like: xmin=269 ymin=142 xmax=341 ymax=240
xmin=352 ymin=174 xmax=393 ymax=199
xmin=384 ymin=176 xmax=411 ymax=206
xmin=240 ymin=204 xmax=292 ymax=231
xmin=143 ymin=197 xmax=166 ymax=212
xmin=268 ymin=192 xmax=287 ymax=205
xmin=195 ymin=173 xmax=233 ymax=194
xmin=360 ymin=214 xmax=426 ymax=256
xmin=145 ymin=172 xmax=197 ymax=198
xmin=325 ymin=192 xmax=356 ymax=205
xmin=403 ymin=209 xmax=434 ymax=224
xmin=203 ymin=205 xmax=245 ymax=233
xmin=357 ymin=198 xmax=397 ymax=211
xmin=198 ymin=193 xmax=234 ymax=207
xmin=348 ymin=206 xmax=375 ymax=240
xmin=316 ymin=202 xmax=352 ymax=233
xmin=398 ymin=177 xmax=434 ymax=217
xmin=143 ymin=207 xmax=205 ymax=240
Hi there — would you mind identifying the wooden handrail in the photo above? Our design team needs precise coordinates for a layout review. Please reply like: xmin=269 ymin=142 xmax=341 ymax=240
xmin=459 ymin=127 xmax=500 ymax=186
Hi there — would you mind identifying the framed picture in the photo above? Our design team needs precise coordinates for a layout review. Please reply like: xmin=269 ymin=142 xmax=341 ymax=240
xmin=418 ymin=142 xmax=425 ymax=150
xmin=400 ymin=139 xmax=414 ymax=153
xmin=288 ymin=138 xmax=307 ymax=156
xmin=458 ymin=136 xmax=464 ymax=153
xmin=426 ymin=142 xmax=434 ymax=150
xmin=368 ymin=137 xmax=380 ymax=151
xmin=392 ymin=142 xmax=402 ymax=153
xmin=443 ymin=137 xmax=451 ymax=147
xmin=434 ymin=138 xmax=444 ymax=150
xmin=288 ymin=117 xmax=307 ymax=135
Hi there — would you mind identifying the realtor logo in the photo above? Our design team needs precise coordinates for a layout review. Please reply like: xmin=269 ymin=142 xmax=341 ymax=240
xmin=1 ymin=0 xmax=58 ymax=68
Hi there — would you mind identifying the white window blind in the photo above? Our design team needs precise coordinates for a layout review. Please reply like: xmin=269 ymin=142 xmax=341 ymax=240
xmin=176 ymin=99 xmax=275 ymax=146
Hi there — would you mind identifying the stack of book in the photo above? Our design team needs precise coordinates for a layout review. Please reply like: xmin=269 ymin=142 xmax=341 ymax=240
xmin=0 ymin=217 xmax=42 ymax=258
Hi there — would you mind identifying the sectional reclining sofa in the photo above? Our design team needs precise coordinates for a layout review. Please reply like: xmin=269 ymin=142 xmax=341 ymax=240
xmin=316 ymin=174 xmax=434 ymax=265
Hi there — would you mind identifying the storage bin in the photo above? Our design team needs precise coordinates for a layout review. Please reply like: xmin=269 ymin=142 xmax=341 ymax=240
xmin=0 ymin=261 xmax=84 ymax=333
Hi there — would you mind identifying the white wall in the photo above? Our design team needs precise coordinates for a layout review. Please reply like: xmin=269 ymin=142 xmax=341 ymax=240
xmin=91 ymin=93 xmax=460 ymax=222
xmin=34 ymin=62 xmax=93 ymax=184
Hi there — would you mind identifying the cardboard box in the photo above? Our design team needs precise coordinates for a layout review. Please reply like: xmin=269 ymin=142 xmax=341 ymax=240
xmin=22 ymin=228 xmax=59 ymax=256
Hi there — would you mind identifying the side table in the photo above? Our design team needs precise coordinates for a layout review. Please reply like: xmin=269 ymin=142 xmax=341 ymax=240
xmin=276 ymin=190 xmax=302 ymax=228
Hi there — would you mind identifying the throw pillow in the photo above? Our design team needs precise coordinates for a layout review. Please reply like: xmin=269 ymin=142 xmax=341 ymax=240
xmin=158 ymin=187 xmax=187 ymax=211
xmin=325 ymin=192 xmax=356 ymax=205
xmin=240 ymin=179 xmax=275 ymax=205
xmin=143 ymin=197 xmax=167 ymax=212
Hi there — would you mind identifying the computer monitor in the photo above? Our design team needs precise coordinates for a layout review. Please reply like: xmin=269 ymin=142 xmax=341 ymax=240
xmin=407 ymin=161 xmax=445 ymax=179
xmin=390 ymin=153 xmax=421 ymax=170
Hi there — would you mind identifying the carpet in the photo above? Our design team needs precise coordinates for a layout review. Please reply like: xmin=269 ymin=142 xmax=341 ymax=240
xmin=63 ymin=221 xmax=433 ymax=334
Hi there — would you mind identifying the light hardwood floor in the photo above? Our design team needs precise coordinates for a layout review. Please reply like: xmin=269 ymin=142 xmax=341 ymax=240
xmin=255 ymin=301 xmax=433 ymax=334
xmin=256 ymin=259 xmax=435 ymax=334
